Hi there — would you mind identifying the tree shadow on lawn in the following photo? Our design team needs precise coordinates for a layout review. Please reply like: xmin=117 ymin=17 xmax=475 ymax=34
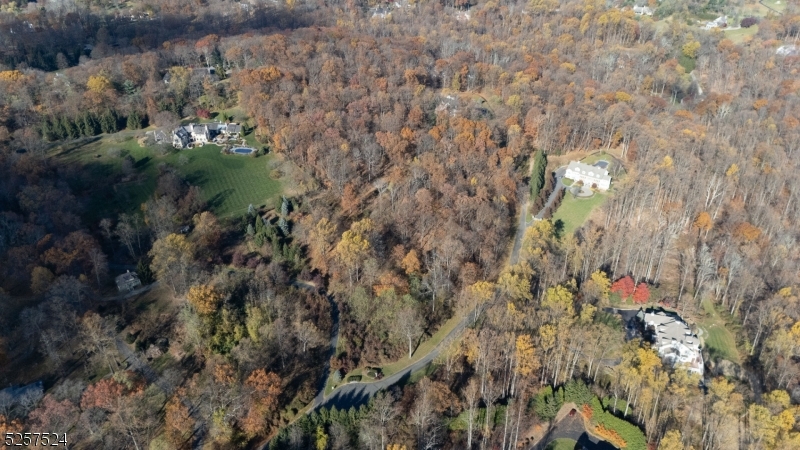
xmin=134 ymin=156 xmax=151 ymax=169
xmin=53 ymin=136 xmax=102 ymax=158
xmin=554 ymin=219 xmax=566 ymax=239
xmin=207 ymin=189 xmax=234 ymax=212
xmin=182 ymin=170 xmax=209 ymax=188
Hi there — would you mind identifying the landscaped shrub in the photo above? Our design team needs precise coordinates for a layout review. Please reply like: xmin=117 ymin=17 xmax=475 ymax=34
xmin=741 ymin=17 xmax=758 ymax=28
xmin=533 ymin=380 xmax=595 ymax=420
xmin=611 ymin=276 xmax=635 ymax=300
xmin=346 ymin=375 xmax=362 ymax=383
xmin=533 ymin=385 xmax=564 ymax=421
xmin=530 ymin=149 xmax=547 ymax=199
xmin=633 ymin=283 xmax=650 ymax=304
xmin=589 ymin=397 xmax=647 ymax=450
xmin=563 ymin=379 xmax=594 ymax=406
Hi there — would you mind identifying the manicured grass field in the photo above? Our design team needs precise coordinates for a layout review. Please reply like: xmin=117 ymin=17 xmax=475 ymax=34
xmin=725 ymin=25 xmax=759 ymax=43
xmin=56 ymin=132 xmax=283 ymax=220
xmin=551 ymin=192 xmax=607 ymax=237
xmin=699 ymin=300 xmax=741 ymax=363
xmin=761 ymin=0 xmax=786 ymax=13
xmin=545 ymin=438 xmax=578 ymax=450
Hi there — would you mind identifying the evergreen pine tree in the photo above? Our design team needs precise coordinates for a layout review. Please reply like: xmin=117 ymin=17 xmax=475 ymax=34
xmin=50 ymin=116 xmax=66 ymax=140
xmin=61 ymin=116 xmax=78 ymax=139
xmin=126 ymin=111 xmax=142 ymax=130
xmin=39 ymin=117 xmax=54 ymax=141
xmin=254 ymin=215 xmax=265 ymax=235
xmin=122 ymin=79 xmax=137 ymax=96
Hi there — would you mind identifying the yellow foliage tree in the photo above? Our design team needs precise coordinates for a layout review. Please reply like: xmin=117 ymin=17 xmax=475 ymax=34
xmin=658 ymin=429 xmax=683 ymax=450
xmin=87 ymin=75 xmax=112 ymax=93
xmin=149 ymin=233 xmax=194 ymax=294
xmin=0 ymin=70 xmax=25 ymax=82
xmin=400 ymin=249 xmax=421 ymax=275
xmin=187 ymin=284 xmax=222 ymax=316
xmin=692 ymin=211 xmax=712 ymax=233
xmin=542 ymin=284 xmax=575 ymax=318
xmin=682 ymin=37 xmax=701 ymax=58
xmin=497 ymin=263 xmax=533 ymax=301
xmin=591 ymin=270 xmax=611 ymax=300
xmin=515 ymin=334 xmax=537 ymax=376
xmin=335 ymin=218 xmax=373 ymax=285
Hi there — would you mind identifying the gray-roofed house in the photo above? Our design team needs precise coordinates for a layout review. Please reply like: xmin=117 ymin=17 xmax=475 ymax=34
xmin=172 ymin=123 xmax=210 ymax=148
xmin=173 ymin=122 xmax=240 ymax=148
xmin=115 ymin=270 xmax=142 ymax=293
xmin=565 ymin=161 xmax=612 ymax=190
xmin=640 ymin=308 xmax=704 ymax=376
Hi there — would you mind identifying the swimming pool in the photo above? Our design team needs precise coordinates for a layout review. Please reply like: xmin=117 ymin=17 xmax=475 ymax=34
xmin=231 ymin=147 xmax=255 ymax=155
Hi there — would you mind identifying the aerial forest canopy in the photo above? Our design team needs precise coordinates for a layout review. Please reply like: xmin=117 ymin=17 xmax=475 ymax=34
xmin=0 ymin=0 xmax=800 ymax=449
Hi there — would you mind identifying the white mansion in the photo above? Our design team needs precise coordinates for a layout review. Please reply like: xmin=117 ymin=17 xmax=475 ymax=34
xmin=638 ymin=309 xmax=704 ymax=376
xmin=171 ymin=122 xmax=242 ymax=149
xmin=565 ymin=161 xmax=612 ymax=190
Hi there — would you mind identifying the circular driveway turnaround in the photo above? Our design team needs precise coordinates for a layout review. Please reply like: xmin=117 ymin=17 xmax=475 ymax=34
xmin=530 ymin=414 xmax=617 ymax=450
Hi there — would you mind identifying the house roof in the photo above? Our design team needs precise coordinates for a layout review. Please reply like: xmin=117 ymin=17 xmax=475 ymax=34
xmin=566 ymin=161 xmax=611 ymax=182
xmin=226 ymin=123 xmax=241 ymax=133
xmin=115 ymin=271 xmax=140 ymax=284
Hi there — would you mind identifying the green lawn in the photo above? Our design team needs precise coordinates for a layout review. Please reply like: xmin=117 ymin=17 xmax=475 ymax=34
xmin=580 ymin=151 xmax=612 ymax=165
xmin=761 ymin=0 xmax=786 ymax=13
xmin=545 ymin=438 xmax=579 ymax=450
xmin=699 ymin=300 xmax=741 ymax=363
xmin=725 ymin=25 xmax=759 ymax=44
xmin=552 ymin=192 xmax=607 ymax=236
xmin=56 ymin=133 xmax=283 ymax=220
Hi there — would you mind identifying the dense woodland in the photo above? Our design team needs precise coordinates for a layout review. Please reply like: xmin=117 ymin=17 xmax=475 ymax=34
xmin=1 ymin=0 xmax=800 ymax=449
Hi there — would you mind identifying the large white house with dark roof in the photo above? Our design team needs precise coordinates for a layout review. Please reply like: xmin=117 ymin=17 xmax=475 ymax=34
xmin=172 ymin=122 xmax=241 ymax=149
xmin=638 ymin=308 xmax=704 ymax=376
xmin=565 ymin=161 xmax=612 ymax=190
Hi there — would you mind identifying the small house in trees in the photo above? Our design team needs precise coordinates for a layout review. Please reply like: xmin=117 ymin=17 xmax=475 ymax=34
xmin=115 ymin=270 xmax=142 ymax=293
xmin=703 ymin=16 xmax=728 ymax=30
xmin=638 ymin=308 xmax=703 ymax=376
xmin=632 ymin=5 xmax=653 ymax=16
xmin=564 ymin=161 xmax=612 ymax=190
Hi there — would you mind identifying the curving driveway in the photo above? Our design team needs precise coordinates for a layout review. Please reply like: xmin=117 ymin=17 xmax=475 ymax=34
xmin=530 ymin=414 xmax=616 ymax=450
xmin=533 ymin=166 xmax=567 ymax=221
xmin=313 ymin=313 xmax=472 ymax=411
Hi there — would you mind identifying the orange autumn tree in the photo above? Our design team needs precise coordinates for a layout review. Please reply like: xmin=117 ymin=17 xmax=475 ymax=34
xmin=633 ymin=283 xmax=650 ymax=304
xmin=165 ymin=390 xmax=194 ymax=449
xmin=80 ymin=378 xmax=126 ymax=410
xmin=241 ymin=369 xmax=281 ymax=438
xmin=610 ymin=276 xmax=635 ymax=300
xmin=186 ymin=284 xmax=223 ymax=316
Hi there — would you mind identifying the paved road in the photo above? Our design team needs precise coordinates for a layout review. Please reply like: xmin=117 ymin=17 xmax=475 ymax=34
xmin=534 ymin=167 xmax=567 ymax=220
xmin=314 ymin=313 xmax=472 ymax=412
xmin=310 ymin=159 xmax=551 ymax=412
xmin=257 ymin=162 xmax=542 ymax=448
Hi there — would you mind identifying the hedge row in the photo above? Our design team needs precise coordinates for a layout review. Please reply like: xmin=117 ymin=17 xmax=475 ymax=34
xmin=530 ymin=149 xmax=547 ymax=199
xmin=588 ymin=397 xmax=647 ymax=450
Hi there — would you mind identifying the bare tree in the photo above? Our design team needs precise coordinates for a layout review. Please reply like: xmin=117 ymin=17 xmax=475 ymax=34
xmin=88 ymin=247 xmax=108 ymax=287
xmin=294 ymin=319 xmax=324 ymax=353
xmin=395 ymin=307 xmax=424 ymax=359
xmin=462 ymin=377 xmax=480 ymax=449
xmin=80 ymin=313 xmax=120 ymax=375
